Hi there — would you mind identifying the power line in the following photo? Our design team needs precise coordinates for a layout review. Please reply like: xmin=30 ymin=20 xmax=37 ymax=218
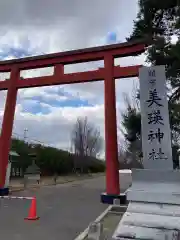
xmin=0 ymin=119 xmax=63 ymax=149
xmin=10 ymin=128 xmax=57 ymax=148
xmin=12 ymin=131 xmax=56 ymax=148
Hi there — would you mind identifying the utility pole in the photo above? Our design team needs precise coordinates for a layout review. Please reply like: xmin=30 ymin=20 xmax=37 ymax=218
xmin=24 ymin=128 xmax=28 ymax=143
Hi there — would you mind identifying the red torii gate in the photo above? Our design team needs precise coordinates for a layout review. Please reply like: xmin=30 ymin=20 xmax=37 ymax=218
xmin=0 ymin=39 xmax=147 ymax=202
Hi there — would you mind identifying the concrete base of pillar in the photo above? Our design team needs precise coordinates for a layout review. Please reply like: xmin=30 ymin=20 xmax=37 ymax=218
xmin=101 ymin=192 xmax=127 ymax=205
xmin=0 ymin=187 xmax=9 ymax=196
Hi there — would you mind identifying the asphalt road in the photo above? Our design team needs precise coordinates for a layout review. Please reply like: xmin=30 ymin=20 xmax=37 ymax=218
xmin=0 ymin=176 xmax=107 ymax=240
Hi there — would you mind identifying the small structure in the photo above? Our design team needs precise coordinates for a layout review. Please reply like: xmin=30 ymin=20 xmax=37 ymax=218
xmin=9 ymin=150 xmax=19 ymax=160
xmin=9 ymin=151 xmax=22 ymax=177
xmin=119 ymin=169 xmax=132 ymax=191
xmin=24 ymin=154 xmax=40 ymax=187
xmin=88 ymin=222 xmax=103 ymax=240
xmin=5 ymin=151 xmax=20 ymax=189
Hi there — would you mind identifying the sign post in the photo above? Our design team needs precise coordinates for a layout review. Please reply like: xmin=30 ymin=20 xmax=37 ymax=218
xmin=139 ymin=65 xmax=173 ymax=170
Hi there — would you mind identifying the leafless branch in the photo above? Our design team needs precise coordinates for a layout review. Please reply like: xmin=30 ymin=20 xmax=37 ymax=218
xmin=71 ymin=116 xmax=103 ymax=158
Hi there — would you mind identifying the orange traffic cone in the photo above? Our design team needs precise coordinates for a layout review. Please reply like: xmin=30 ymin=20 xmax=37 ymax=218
xmin=25 ymin=197 xmax=39 ymax=221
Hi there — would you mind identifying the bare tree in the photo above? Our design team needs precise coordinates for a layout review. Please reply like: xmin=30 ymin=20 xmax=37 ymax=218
xmin=71 ymin=117 xmax=103 ymax=173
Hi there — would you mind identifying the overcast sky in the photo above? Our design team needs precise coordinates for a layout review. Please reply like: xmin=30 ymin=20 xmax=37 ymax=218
xmin=0 ymin=0 xmax=146 ymax=156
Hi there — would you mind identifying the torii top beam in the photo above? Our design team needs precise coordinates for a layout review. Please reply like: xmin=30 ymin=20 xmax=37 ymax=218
xmin=0 ymin=38 xmax=149 ymax=90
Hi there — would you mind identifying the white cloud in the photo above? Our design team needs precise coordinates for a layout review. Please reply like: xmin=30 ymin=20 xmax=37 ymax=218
xmin=0 ymin=0 xmax=145 ymax=156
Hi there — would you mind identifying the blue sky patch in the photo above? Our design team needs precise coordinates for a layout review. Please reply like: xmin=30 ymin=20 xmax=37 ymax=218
xmin=19 ymin=92 xmax=93 ymax=114
xmin=0 ymin=46 xmax=32 ymax=59
xmin=0 ymin=35 xmax=108 ymax=115
xmin=29 ymin=95 xmax=92 ymax=108
xmin=107 ymin=31 xmax=117 ymax=43
xmin=20 ymin=100 xmax=51 ymax=114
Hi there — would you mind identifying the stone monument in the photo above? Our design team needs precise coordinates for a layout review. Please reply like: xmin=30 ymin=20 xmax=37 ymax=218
xmin=113 ymin=66 xmax=180 ymax=240
xmin=24 ymin=153 xmax=40 ymax=188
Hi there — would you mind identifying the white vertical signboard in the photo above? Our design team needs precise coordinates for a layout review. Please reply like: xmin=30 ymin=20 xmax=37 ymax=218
xmin=139 ymin=66 xmax=173 ymax=170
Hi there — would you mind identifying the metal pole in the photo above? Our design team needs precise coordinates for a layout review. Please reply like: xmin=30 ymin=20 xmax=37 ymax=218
xmin=24 ymin=128 xmax=28 ymax=143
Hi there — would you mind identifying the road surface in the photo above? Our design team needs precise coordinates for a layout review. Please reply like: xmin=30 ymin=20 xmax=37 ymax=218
xmin=0 ymin=176 xmax=106 ymax=240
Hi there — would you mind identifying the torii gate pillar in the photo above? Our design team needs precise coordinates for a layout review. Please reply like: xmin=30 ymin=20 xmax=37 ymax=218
xmin=100 ymin=54 xmax=121 ymax=204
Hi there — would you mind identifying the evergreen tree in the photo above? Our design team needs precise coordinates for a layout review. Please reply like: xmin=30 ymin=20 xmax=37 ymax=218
xmin=122 ymin=0 xmax=180 ymax=167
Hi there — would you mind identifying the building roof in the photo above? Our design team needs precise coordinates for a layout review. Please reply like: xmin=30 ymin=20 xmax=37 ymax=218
xmin=9 ymin=151 xmax=19 ymax=157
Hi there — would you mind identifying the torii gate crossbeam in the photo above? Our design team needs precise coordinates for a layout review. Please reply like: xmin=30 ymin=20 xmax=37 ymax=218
xmin=0 ymin=39 xmax=147 ymax=203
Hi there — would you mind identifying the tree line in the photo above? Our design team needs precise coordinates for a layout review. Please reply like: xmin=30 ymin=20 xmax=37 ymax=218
xmin=120 ymin=0 xmax=180 ymax=169
xmin=10 ymin=116 xmax=105 ymax=176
